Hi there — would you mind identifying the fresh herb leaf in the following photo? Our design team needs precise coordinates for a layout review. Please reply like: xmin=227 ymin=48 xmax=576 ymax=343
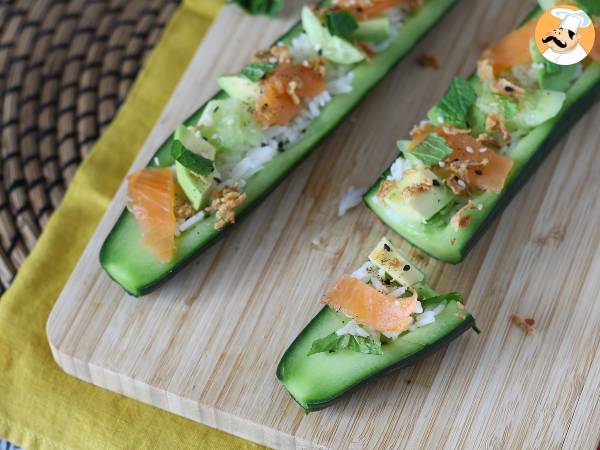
xmin=325 ymin=11 xmax=359 ymax=37
xmin=420 ymin=292 xmax=463 ymax=308
xmin=307 ymin=332 xmax=347 ymax=355
xmin=577 ymin=0 xmax=600 ymax=16
xmin=308 ymin=332 xmax=383 ymax=356
xmin=347 ymin=335 xmax=383 ymax=355
xmin=171 ymin=141 xmax=214 ymax=176
xmin=410 ymin=133 xmax=453 ymax=166
xmin=240 ymin=61 xmax=277 ymax=81
xmin=428 ymin=77 xmax=477 ymax=128
xmin=228 ymin=0 xmax=283 ymax=17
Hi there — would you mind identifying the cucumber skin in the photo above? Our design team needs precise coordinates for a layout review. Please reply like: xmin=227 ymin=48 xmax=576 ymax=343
xmin=100 ymin=0 xmax=460 ymax=296
xmin=276 ymin=298 xmax=476 ymax=412
xmin=365 ymin=60 xmax=600 ymax=264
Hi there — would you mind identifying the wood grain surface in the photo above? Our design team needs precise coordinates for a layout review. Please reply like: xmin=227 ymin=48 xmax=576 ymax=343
xmin=46 ymin=1 xmax=600 ymax=448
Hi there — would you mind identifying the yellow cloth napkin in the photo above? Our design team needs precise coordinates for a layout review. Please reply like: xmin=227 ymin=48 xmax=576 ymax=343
xmin=0 ymin=1 xmax=264 ymax=448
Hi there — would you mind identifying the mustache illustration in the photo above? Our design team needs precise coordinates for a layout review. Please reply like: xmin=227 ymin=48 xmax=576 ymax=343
xmin=542 ymin=35 xmax=567 ymax=48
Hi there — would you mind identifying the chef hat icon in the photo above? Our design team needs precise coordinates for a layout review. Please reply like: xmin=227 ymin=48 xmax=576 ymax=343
xmin=551 ymin=8 xmax=592 ymax=33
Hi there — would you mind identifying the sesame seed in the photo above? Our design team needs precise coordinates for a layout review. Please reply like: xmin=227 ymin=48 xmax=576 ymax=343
xmin=403 ymin=265 xmax=411 ymax=271
xmin=479 ymin=147 xmax=488 ymax=153
xmin=383 ymin=243 xmax=391 ymax=251
xmin=457 ymin=179 xmax=466 ymax=188
xmin=437 ymin=117 xmax=444 ymax=124
xmin=438 ymin=161 xmax=446 ymax=168
xmin=466 ymin=146 xmax=474 ymax=153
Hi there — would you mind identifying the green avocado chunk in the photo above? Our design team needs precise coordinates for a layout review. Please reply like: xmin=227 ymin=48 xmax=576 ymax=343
xmin=217 ymin=75 xmax=261 ymax=103
xmin=175 ymin=162 xmax=215 ymax=211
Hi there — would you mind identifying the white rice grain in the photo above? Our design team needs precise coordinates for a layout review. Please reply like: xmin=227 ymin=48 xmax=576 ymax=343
xmin=338 ymin=185 xmax=368 ymax=216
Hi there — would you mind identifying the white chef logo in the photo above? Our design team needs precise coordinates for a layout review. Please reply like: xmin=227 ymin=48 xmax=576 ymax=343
xmin=539 ymin=7 xmax=593 ymax=65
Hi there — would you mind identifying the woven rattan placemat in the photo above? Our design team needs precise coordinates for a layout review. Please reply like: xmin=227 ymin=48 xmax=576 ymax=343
xmin=0 ymin=0 xmax=179 ymax=293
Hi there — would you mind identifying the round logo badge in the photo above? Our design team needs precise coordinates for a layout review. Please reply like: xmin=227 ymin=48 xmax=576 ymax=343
xmin=535 ymin=5 xmax=596 ymax=66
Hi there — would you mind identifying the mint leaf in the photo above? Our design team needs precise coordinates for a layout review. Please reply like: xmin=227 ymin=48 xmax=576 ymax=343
xmin=325 ymin=11 xmax=358 ymax=37
xmin=171 ymin=141 xmax=214 ymax=176
xmin=420 ymin=292 xmax=463 ymax=307
xmin=228 ymin=0 xmax=283 ymax=17
xmin=308 ymin=332 xmax=383 ymax=356
xmin=428 ymin=77 xmax=477 ymax=128
xmin=577 ymin=0 xmax=600 ymax=16
xmin=346 ymin=335 xmax=383 ymax=355
xmin=240 ymin=61 xmax=277 ymax=81
xmin=307 ymin=332 xmax=347 ymax=355
xmin=410 ymin=133 xmax=453 ymax=166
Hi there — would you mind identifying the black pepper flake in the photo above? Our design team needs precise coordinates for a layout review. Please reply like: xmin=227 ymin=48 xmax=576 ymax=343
xmin=383 ymin=243 xmax=391 ymax=251
xmin=403 ymin=264 xmax=410 ymax=272
xmin=214 ymin=177 xmax=222 ymax=183
xmin=432 ymin=179 xmax=440 ymax=187
xmin=475 ymin=169 xmax=483 ymax=176
xmin=278 ymin=141 xmax=285 ymax=152
xmin=317 ymin=48 xmax=323 ymax=56
xmin=505 ymin=85 xmax=514 ymax=92
xmin=213 ymin=106 xmax=220 ymax=113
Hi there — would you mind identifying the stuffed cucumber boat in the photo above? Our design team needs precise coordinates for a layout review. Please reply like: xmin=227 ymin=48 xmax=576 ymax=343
xmin=100 ymin=0 xmax=460 ymax=296
xmin=277 ymin=237 xmax=477 ymax=411
xmin=364 ymin=1 xmax=600 ymax=263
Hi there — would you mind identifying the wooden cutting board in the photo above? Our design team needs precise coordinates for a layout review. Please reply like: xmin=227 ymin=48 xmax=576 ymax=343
xmin=47 ymin=1 xmax=600 ymax=448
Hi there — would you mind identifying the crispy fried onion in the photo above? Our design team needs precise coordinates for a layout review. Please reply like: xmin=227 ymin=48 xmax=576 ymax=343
xmin=444 ymin=157 xmax=489 ymax=194
xmin=205 ymin=184 xmax=247 ymax=230
xmin=477 ymin=133 xmax=501 ymax=148
xmin=477 ymin=58 xmax=495 ymax=82
xmin=450 ymin=200 xmax=482 ymax=231
xmin=492 ymin=78 xmax=525 ymax=97
xmin=378 ymin=179 xmax=396 ymax=201
xmin=254 ymin=44 xmax=291 ymax=65
xmin=486 ymin=112 xmax=511 ymax=143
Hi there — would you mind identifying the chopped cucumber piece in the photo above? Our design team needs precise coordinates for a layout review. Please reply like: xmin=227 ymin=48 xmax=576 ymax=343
xmin=383 ymin=168 xmax=455 ymax=223
xmin=198 ymin=98 xmax=263 ymax=154
xmin=368 ymin=237 xmax=424 ymax=286
xmin=217 ymin=75 xmax=261 ymax=103
xmin=474 ymin=87 xmax=565 ymax=130
xmin=302 ymin=6 xmax=365 ymax=65
xmin=174 ymin=124 xmax=215 ymax=160
xmin=511 ymin=89 xmax=566 ymax=129
xmin=351 ymin=17 xmax=391 ymax=43
xmin=171 ymin=141 xmax=214 ymax=176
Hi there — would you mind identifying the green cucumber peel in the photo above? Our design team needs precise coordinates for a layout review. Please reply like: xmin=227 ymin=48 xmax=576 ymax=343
xmin=171 ymin=141 xmax=214 ymax=176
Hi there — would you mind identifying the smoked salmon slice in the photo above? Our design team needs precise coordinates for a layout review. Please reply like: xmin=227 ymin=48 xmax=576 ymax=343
xmin=127 ymin=168 xmax=176 ymax=262
xmin=255 ymin=63 xmax=326 ymax=126
xmin=321 ymin=274 xmax=418 ymax=333
xmin=481 ymin=19 xmax=537 ymax=76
